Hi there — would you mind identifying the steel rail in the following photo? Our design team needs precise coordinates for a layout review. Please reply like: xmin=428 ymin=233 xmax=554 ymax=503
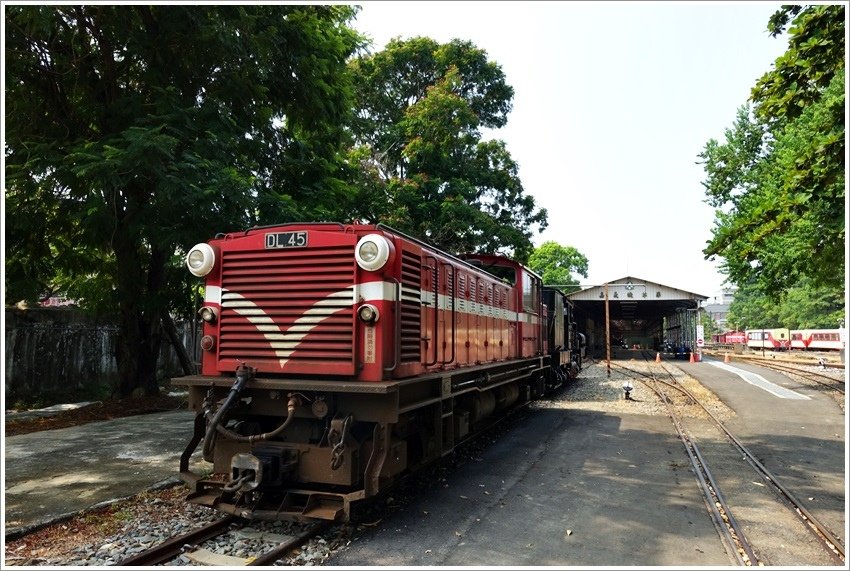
xmin=705 ymin=350 xmax=845 ymax=371
xmin=747 ymin=360 xmax=845 ymax=394
xmin=113 ymin=515 xmax=240 ymax=566
xmin=248 ymin=521 xmax=333 ymax=566
xmin=657 ymin=362 xmax=844 ymax=562
xmin=619 ymin=358 xmax=845 ymax=563
xmin=616 ymin=366 xmax=755 ymax=566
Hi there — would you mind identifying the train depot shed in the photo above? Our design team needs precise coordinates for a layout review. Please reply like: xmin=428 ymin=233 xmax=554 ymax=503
xmin=567 ymin=276 xmax=709 ymax=357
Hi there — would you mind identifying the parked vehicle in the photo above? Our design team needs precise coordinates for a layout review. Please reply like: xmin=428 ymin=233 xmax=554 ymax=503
xmin=173 ymin=221 xmax=582 ymax=523
xmin=746 ymin=328 xmax=791 ymax=350
xmin=712 ymin=331 xmax=745 ymax=344
xmin=790 ymin=329 xmax=844 ymax=351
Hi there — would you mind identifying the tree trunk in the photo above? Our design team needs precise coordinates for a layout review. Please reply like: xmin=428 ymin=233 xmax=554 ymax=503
xmin=116 ymin=307 xmax=163 ymax=397
xmin=161 ymin=310 xmax=197 ymax=375
xmin=113 ymin=230 xmax=168 ymax=398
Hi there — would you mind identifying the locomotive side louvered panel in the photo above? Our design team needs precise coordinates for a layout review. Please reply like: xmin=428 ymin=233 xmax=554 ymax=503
xmin=399 ymin=249 xmax=422 ymax=363
xmin=218 ymin=246 xmax=355 ymax=375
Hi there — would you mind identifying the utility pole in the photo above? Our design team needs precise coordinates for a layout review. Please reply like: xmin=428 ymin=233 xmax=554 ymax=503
xmin=761 ymin=327 xmax=765 ymax=357
xmin=604 ymin=282 xmax=611 ymax=378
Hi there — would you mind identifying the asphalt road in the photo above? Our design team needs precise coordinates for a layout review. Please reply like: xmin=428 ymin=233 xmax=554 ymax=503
xmin=329 ymin=407 xmax=732 ymax=567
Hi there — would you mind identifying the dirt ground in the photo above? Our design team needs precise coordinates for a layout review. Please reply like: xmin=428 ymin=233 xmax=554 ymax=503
xmin=4 ymin=394 xmax=188 ymax=437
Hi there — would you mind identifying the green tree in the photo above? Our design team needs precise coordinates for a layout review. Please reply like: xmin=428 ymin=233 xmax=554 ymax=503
xmin=753 ymin=5 xmax=846 ymax=126
xmin=775 ymin=280 xmax=845 ymax=329
xmin=5 ymin=5 xmax=363 ymax=396
xmin=725 ymin=278 xmax=844 ymax=331
xmin=724 ymin=282 xmax=783 ymax=331
xmin=527 ymin=241 xmax=589 ymax=289
xmin=699 ymin=5 xmax=844 ymax=299
xmin=347 ymin=37 xmax=547 ymax=261
xmin=700 ymin=311 xmax=721 ymax=340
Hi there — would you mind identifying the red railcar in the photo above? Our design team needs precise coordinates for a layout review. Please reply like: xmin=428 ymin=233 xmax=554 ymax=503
xmin=790 ymin=329 xmax=844 ymax=351
xmin=174 ymin=222 xmax=573 ymax=522
xmin=712 ymin=331 xmax=745 ymax=344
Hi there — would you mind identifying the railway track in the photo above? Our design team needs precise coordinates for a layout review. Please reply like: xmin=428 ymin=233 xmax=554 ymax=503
xmin=612 ymin=356 xmax=845 ymax=566
xmin=738 ymin=359 xmax=845 ymax=394
xmin=705 ymin=348 xmax=845 ymax=371
xmin=114 ymin=516 xmax=331 ymax=566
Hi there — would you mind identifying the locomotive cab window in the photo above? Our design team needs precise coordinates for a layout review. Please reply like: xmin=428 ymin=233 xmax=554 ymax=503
xmin=522 ymin=271 xmax=540 ymax=314
xmin=465 ymin=258 xmax=516 ymax=285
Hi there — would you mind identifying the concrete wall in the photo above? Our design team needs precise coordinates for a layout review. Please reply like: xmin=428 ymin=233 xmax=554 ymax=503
xmin=4 ymin=308 xmax=200 ymax=405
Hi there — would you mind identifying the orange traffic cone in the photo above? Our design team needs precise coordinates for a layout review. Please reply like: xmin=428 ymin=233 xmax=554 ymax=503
xmin=724 ymin=352 xmax=730 ymax=363
xmin=689 ymin=351 xmax=695 ymax=363
xmin=655 ymin=352 xmax=661 ymax=363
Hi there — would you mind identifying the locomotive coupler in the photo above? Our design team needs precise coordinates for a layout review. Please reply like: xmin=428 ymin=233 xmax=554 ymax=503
xmin=328 ymin=415 xmax=353 ymax=471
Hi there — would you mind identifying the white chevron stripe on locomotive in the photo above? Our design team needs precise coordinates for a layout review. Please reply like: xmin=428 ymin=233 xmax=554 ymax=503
xmin=221 ymin=289 xmax=351 ymax=368
xmin=219 ymin=282 xmax=542 ymax=366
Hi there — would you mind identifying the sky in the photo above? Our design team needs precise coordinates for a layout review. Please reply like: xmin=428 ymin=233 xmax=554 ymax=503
xmin=350 ymin=0 xmax=793 ymax=299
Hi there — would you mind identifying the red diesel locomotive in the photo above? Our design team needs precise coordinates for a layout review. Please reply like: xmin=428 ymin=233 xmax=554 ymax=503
xmin=174 ymin=222 xmax=578 ymax=522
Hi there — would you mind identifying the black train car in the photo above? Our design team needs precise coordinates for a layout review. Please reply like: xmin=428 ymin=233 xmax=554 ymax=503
xmin=543 ymin=286 xmax=583 ymax=386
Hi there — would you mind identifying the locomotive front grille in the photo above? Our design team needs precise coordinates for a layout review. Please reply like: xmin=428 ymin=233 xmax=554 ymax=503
xmin=218 ymin=245 xmax=355 ymax=374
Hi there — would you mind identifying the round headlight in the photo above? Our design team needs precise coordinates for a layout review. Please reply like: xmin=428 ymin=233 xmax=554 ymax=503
xmin=359 ymin=241 xmax=380 ymax=263
xmin=186 ymin=243 xmax=216 ymax=277
xmin=198 ymin=306 xmax=218 ymax=323
xmin=355 ymin=234 xmax=391 ymax=271
xmin=358 ymin=304 xmax=380 ymax=324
